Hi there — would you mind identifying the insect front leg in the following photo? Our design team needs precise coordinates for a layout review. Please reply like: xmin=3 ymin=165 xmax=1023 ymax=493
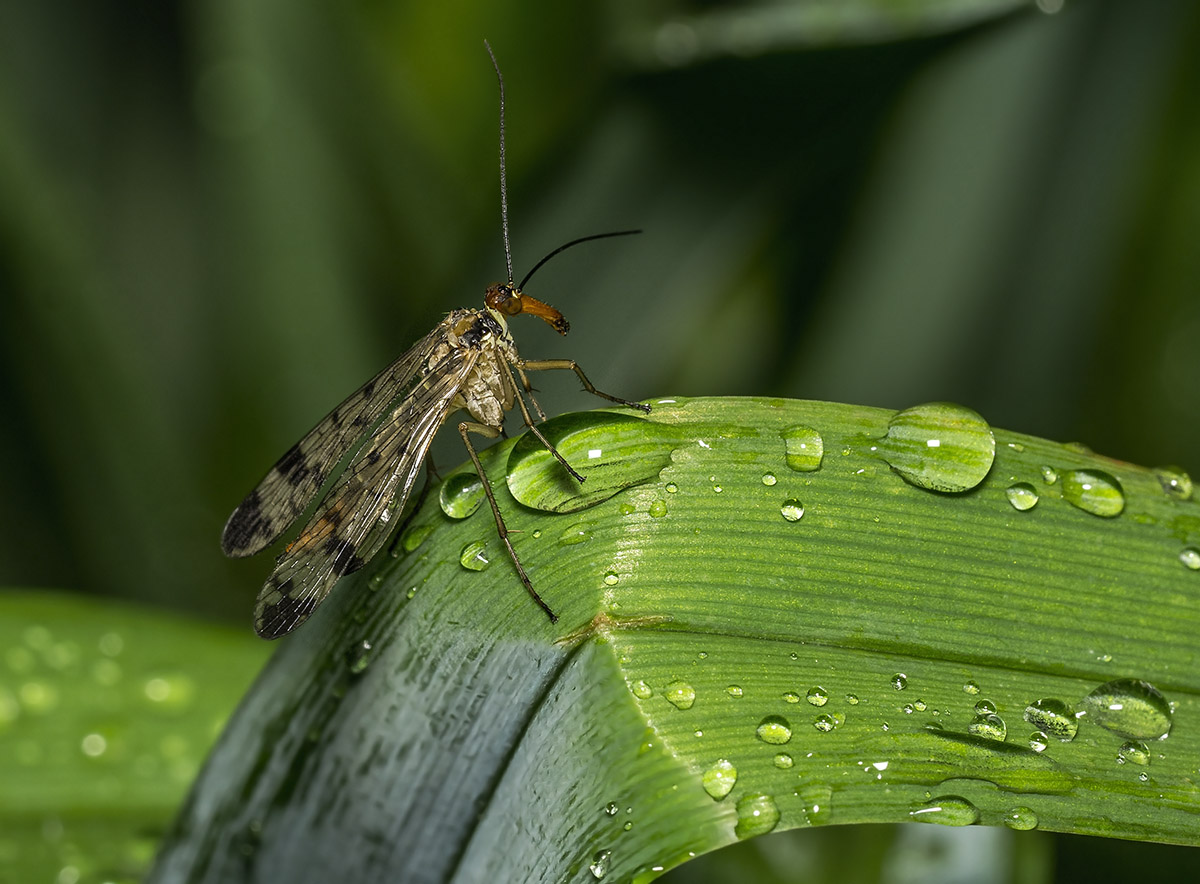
xmin=505 ymin=375 xmax=585 ymax=484
xmin=515 ymin=359 xmax=652 ymax=414
xmin=459 ymin=420 xmax=558 ymax=623
xmin=513 ymin=365 xmax=548 ymax=423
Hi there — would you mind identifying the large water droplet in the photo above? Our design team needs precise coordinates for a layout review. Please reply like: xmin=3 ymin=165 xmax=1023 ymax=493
xmin=782 ymin=425 xmax=824 ymax=472
xmin=1023 ymin=698 xmax=1079 ymax=741
xmin=438 ymin=471 xmax=484 ymax=519
xmin=1061 ymin=469 xmax=1125 ymax=517
xmin=910 ymin=795 xmax=979 ymax=826
xmin=756 ymin=715 xmax=792 ymax=744
xmin=702 ymin=758 xmax=737 ymax=799
xmin=734 ymin=793 xmax=780 ymax=839
xmin=1005 ymin=482 xmax=1039 ymax=511
xmin=506 ymin=412 xmax=678 ymax=513
xmin=891 ymin=673 xmax=908 ymax=691
xmin=1154 ymin=466 xmax=1193 ymax=501
xmin=877 ymin=403 xmax=995 ymax=492
xmin=663 ymin=681 xmax=696 ymax=710
xmin=1079 ymin=679 xmax=1172 ymax=740
xmin=459 ymin=540 xmax=491 ymax=572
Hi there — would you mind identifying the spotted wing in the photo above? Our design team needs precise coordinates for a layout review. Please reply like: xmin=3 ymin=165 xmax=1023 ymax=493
xmin=252 ymin=348 xmax=478 ymax=639
xmin=222 ymin=325 xmax=446 ymax=558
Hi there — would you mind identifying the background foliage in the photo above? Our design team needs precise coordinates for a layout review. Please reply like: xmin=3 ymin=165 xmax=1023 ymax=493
xmin=1 ymin=0 xmax=1198 ymax=881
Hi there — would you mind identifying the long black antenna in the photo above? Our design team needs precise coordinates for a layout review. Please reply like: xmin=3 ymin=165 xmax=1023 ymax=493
xmin=518 ymin=230 xmax=642 ymax=290
xmin=483 ymin=40 xmax=515 ymax=285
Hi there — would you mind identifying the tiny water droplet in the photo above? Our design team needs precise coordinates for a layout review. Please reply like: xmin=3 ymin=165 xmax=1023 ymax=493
xmin=631 ymin=680 xmax=653 ymax=700
xmin=711 ymin=482 xmax=723 ymax=493
xmin=891 ymin=673 xmax=908 ymax=691
xmin=1117 ymin=740 xmax=1151 ymax=765
xmin=877 ymin=403 xmax=995 ymax=493
xmin=605 ymin=802 xmax=619 ymax=816
xmin=734 ymin=793 xmax=780 ymax=839
xmin=439 ymin=472 xmax=484 ymax=519
xmin=459 ymin=539 xmax=491 ymax=572
xmin=780 ymin=499 xmax=804 ymax=522
xmin=665 ymin=483 xmax=678 ymax=493
xmin=726 ymin=685 xmax=743 ymax=699
xmin=962 ymin=680 xmax=980 ymax=695
xmin=1061 ymin=469 xmax=1125 ymax=518
xmin=1024 ymin=698 xmax=1079 ymax=741
xmin=782 ymin=425 xmax=824 ymax=472
xmin=910 ymin=795 xmax=979 ymax=826
xmin=813 ymin=713 xmax=840 ymax=732
xmin=756 ymin=715 xmax=792 ymax=744
xmin=1028 ymin=732 xmax=1048 ymax=753
xmin=399 ymin=523 xmax=433 ymax=553
xmin=1006 ymin=482 xmax=1039 ymax=511
xmin=1003 ymin=807 xmax=1039 ymax=831
xmin=973 ymin=699 xmax=996 ymax=715
xmin=846 ymin=693 xmax=860 ymax=705
xmin=782 ymin=691 xmax=801 ymax=704
xmin=558 ymin=522 xmax=593 ymax=545
xmin=1079 ymin=678 xmax=1172 ymax=740
xmin=347 ymin=639 xmax=373 ymax=675
xmin=603 ymin=570 xmax=620 ymax=586
xmin=1154 ymin=466 xmax=1193 ymax=501
xmin=663 ymin=681 xmax=696 ymax=710
xmin=1040 ymin=465 xmax=1058 ymax=485
xmin=1007 ymin=441 xmax=1026 ymax=453
xmin=702 ymin=758 xmax=737 ymax=799
xmin=648 ymin=499 xmax=668 ymax=518
xmin=968 ymin=713 xmax=1007 ymax=741
xmin=806 ymin=687 xmax=828 ymax=707
xmin=1179 ymin=547 xmax=1200 ymax=571
xmin=774 ymin=753 xmax=793 ymax=769
xmin=589 ymin=848 xmax=612 ymax=879
xmin=761 ymin=473 xmax=777 ymax=486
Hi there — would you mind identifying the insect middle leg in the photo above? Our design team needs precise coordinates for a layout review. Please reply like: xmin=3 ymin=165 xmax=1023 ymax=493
xmin=459 ymin=420 xmax=558 ymax=623
xmin=516 ymin=359 xmax=652 ymax=414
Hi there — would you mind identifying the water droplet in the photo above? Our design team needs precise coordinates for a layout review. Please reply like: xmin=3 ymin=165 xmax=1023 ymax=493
xmin=782 ymin=691 xmax=800 ymax=704
xmin=589 ymin=848 xmax=612 ymax=879
xmin=438 ymin=471 xmax=484 ymax=519
xmin=1006 ymin=483 xmax=1039 ymax=511
xmin=891 ymin=673 xmax=908 ymax=691
xmin=603 ymin=570 xmax=620 ymax=586
xmin=622 ymin=821 xmax=632 ymax=831
xmin=665 ymin=482 xmax=678 ymax=494
xmin=346 ymin=640 xmax=373 ymax=674
xmin=1040 ymin=465 xmax=1058 ymax=484
xmin=813 ymin=713 xmax=840 ymax=732
xmin=663 ymin=681 xmax=695 ymax=710
xmin=962 ymin=680 xmax=980 ymax=695
xmin=1029 ymin=732 xmax=1049 ymax=753
xmin=1024 ymin=698 xmax=1079 ymax=741
xmin=734 ymin=793 xmax=780 ymax=839
xmin=910 ymin=795 xmax=979 ymax=826
xmin=1003 ymin=806 xmax=1039 ymax=831
xmin=399 ymin=522 xmax=433 ymax=553
xmin=1079 ymin=679 xmax=1172 ymax=740
xmin=711 ymin=482 xmax=723 ymax=493
xmin=806 ymin=687 xmax=828 ymax=707
xmin=558 ymin=522 xmax=593 ymax=546
xmin=604 ymin=802 xmax=619 ymax=816
xmin=782 ymin=425 xmax=824 ymax=472
xmin=877 ymin=403 xmax=995 ymax=492
xmin=702 ymin=758 xmax=737 ymax=799
xmin=1007 ymin=441 xmax=1026 ymax=453
xmin=756 ymin=715 xmax=792 ymax=744
xmin=648 ymin=499 xmax=668 ymax=518
xmin=761 ymin=473 xmax=777 ymax=486
xmin=457 ymin=539 xmax=492 ymax=572
xmin=1061 ymin=469 xmax=1125 ymax=518
xmin=725 ymin=685 xmax=743 ymax=699
xmin=846 ymin=693 xmax=860 ymax=705
xmin=968 ymin=713 xmax=1007 ymax=741
xmin=1117 ymin=740 xmax=1151 ymax=765
xmin=1154 ymin=466 xmax=1193 ymax=501
xmin=1180 ymin=547 xmax=1200 ymax=571
xmin=973 ymin=699 xmax=996 ymax=715
xmin=780 ymin=499 xmax=804 ymax=522
xmin=774 ymin=753 xmax=793 ymax=769
xmin=506 ymin=411 xmax=677 ymax=513
xmin=631 ymin=680 xmax=653 ymax=700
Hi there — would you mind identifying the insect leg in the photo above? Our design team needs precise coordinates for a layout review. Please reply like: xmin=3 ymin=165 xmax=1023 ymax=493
xmin=514 ymin=365 xmax=547 ymax=422
xmin=505 ymin=379 xmax=585 ymax=483
xmin=516 ymin=359 xmax=652 ymax=414
xmin=459 ymin=420 xmax=559 ymax=623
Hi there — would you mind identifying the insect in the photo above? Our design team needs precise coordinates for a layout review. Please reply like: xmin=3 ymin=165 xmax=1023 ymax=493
xmin=221 ymin=42 xmax=650 ymax=639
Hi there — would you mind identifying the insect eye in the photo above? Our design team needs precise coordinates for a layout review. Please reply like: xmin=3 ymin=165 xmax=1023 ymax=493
xmin=485 ymin=283 xmax=523 ymax=315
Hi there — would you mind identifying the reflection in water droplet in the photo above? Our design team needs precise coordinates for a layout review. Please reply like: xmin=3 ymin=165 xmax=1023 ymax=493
xmin=891 ymin=673 xmax=908 ymax=691
xmin=589 ymin=848 xmax=612 ymax=879
xmin=439 ymin=471 xmax=484 ymax=519
xmin=664 ymin=681 xmax=696 ymax=710
xmin=1029 ymin=732 xmax=1048 ymax=753
xmin=756 ymin=715 xmax=792 ymax=744
xmin=702 ymin=758 xmax=738 ymax=800
xmin=1061 ymin=469 xmax=1125 ymax=518
xmin=910 ymin=795 xmax=979 ymax=826
xmin=1006 ymin=483 xmax=1039 ymax=511
xmin=1154 ymin=466 xmax=1193 ymax=501
xmin=1040 ymin=465 xmax=1058 ymax=485
xmin=761 ymin=473 xmax=777 ymax=486
xmin=1003 ymin=807 xmax=1039 ymax=831
xmin=632 ymin=680 xmax=653 ymax=700
xmin=648 ymin=500 xmax=668 ymax=518
xmin=558 ymin=523 xmax=593 ymax=546
xmin=1079 ymin=678 xmax=1172 ymax=740
xmin=968 ymin=713 xmax=1007 ymax=741
xmin=877 ymin=403 xmax=995 ymax=492
xmin=1117 ymin=740 xmax=1151 ymax=765
xmin=782 ymin=425 xmax=824 ymax=472
xmin=459 ymin=540 xmax=491 ymax=571
xmin=1024 ymin=698 xmax=1079 ymax=741
xmin=735 ymin=793 xmax=780 ymax=839
xmin=780 ymin=499 xmax=804 ymax=522
xmin=806 ymin=687 xmax=828 ymax=707
xmin=1180 ymin=547 xmax=1200 ymax=571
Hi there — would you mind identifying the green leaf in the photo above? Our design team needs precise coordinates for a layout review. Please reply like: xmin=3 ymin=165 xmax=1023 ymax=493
xmin=153 ymin=397 xmax=1200 ymax=882
xmin=0 ymin=590 xmax=270 ymax=882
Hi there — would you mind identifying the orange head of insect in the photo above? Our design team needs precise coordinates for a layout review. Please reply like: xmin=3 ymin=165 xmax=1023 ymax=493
xmin=485 ymin=283 xmax=570 ymax=335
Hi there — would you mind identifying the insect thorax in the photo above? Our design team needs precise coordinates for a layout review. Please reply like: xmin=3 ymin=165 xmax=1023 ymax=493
xmin=432 ymin=308 xmax=518 ymax=428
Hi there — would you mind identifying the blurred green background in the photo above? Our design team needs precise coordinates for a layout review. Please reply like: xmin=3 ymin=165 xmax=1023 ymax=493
xmin=1 ymin=0 xmax=1198 ymax=880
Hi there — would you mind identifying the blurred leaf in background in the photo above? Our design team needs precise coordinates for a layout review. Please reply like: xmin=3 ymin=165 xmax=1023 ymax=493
xmin=1 ymin=0 xmax=1198 ymax=881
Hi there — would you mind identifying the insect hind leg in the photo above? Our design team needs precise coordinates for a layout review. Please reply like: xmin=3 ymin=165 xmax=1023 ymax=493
xmin=517 ymin=359 xmax=651 ymax=414
xmin=459 ymin=420 xmax=558 ymax=623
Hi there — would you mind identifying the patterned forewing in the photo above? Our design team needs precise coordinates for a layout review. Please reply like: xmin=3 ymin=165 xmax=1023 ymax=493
xmin=221 ymin=326 xmax=445 ymax=558
xmin=252 ymin=350 xmax=477 ymax=638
